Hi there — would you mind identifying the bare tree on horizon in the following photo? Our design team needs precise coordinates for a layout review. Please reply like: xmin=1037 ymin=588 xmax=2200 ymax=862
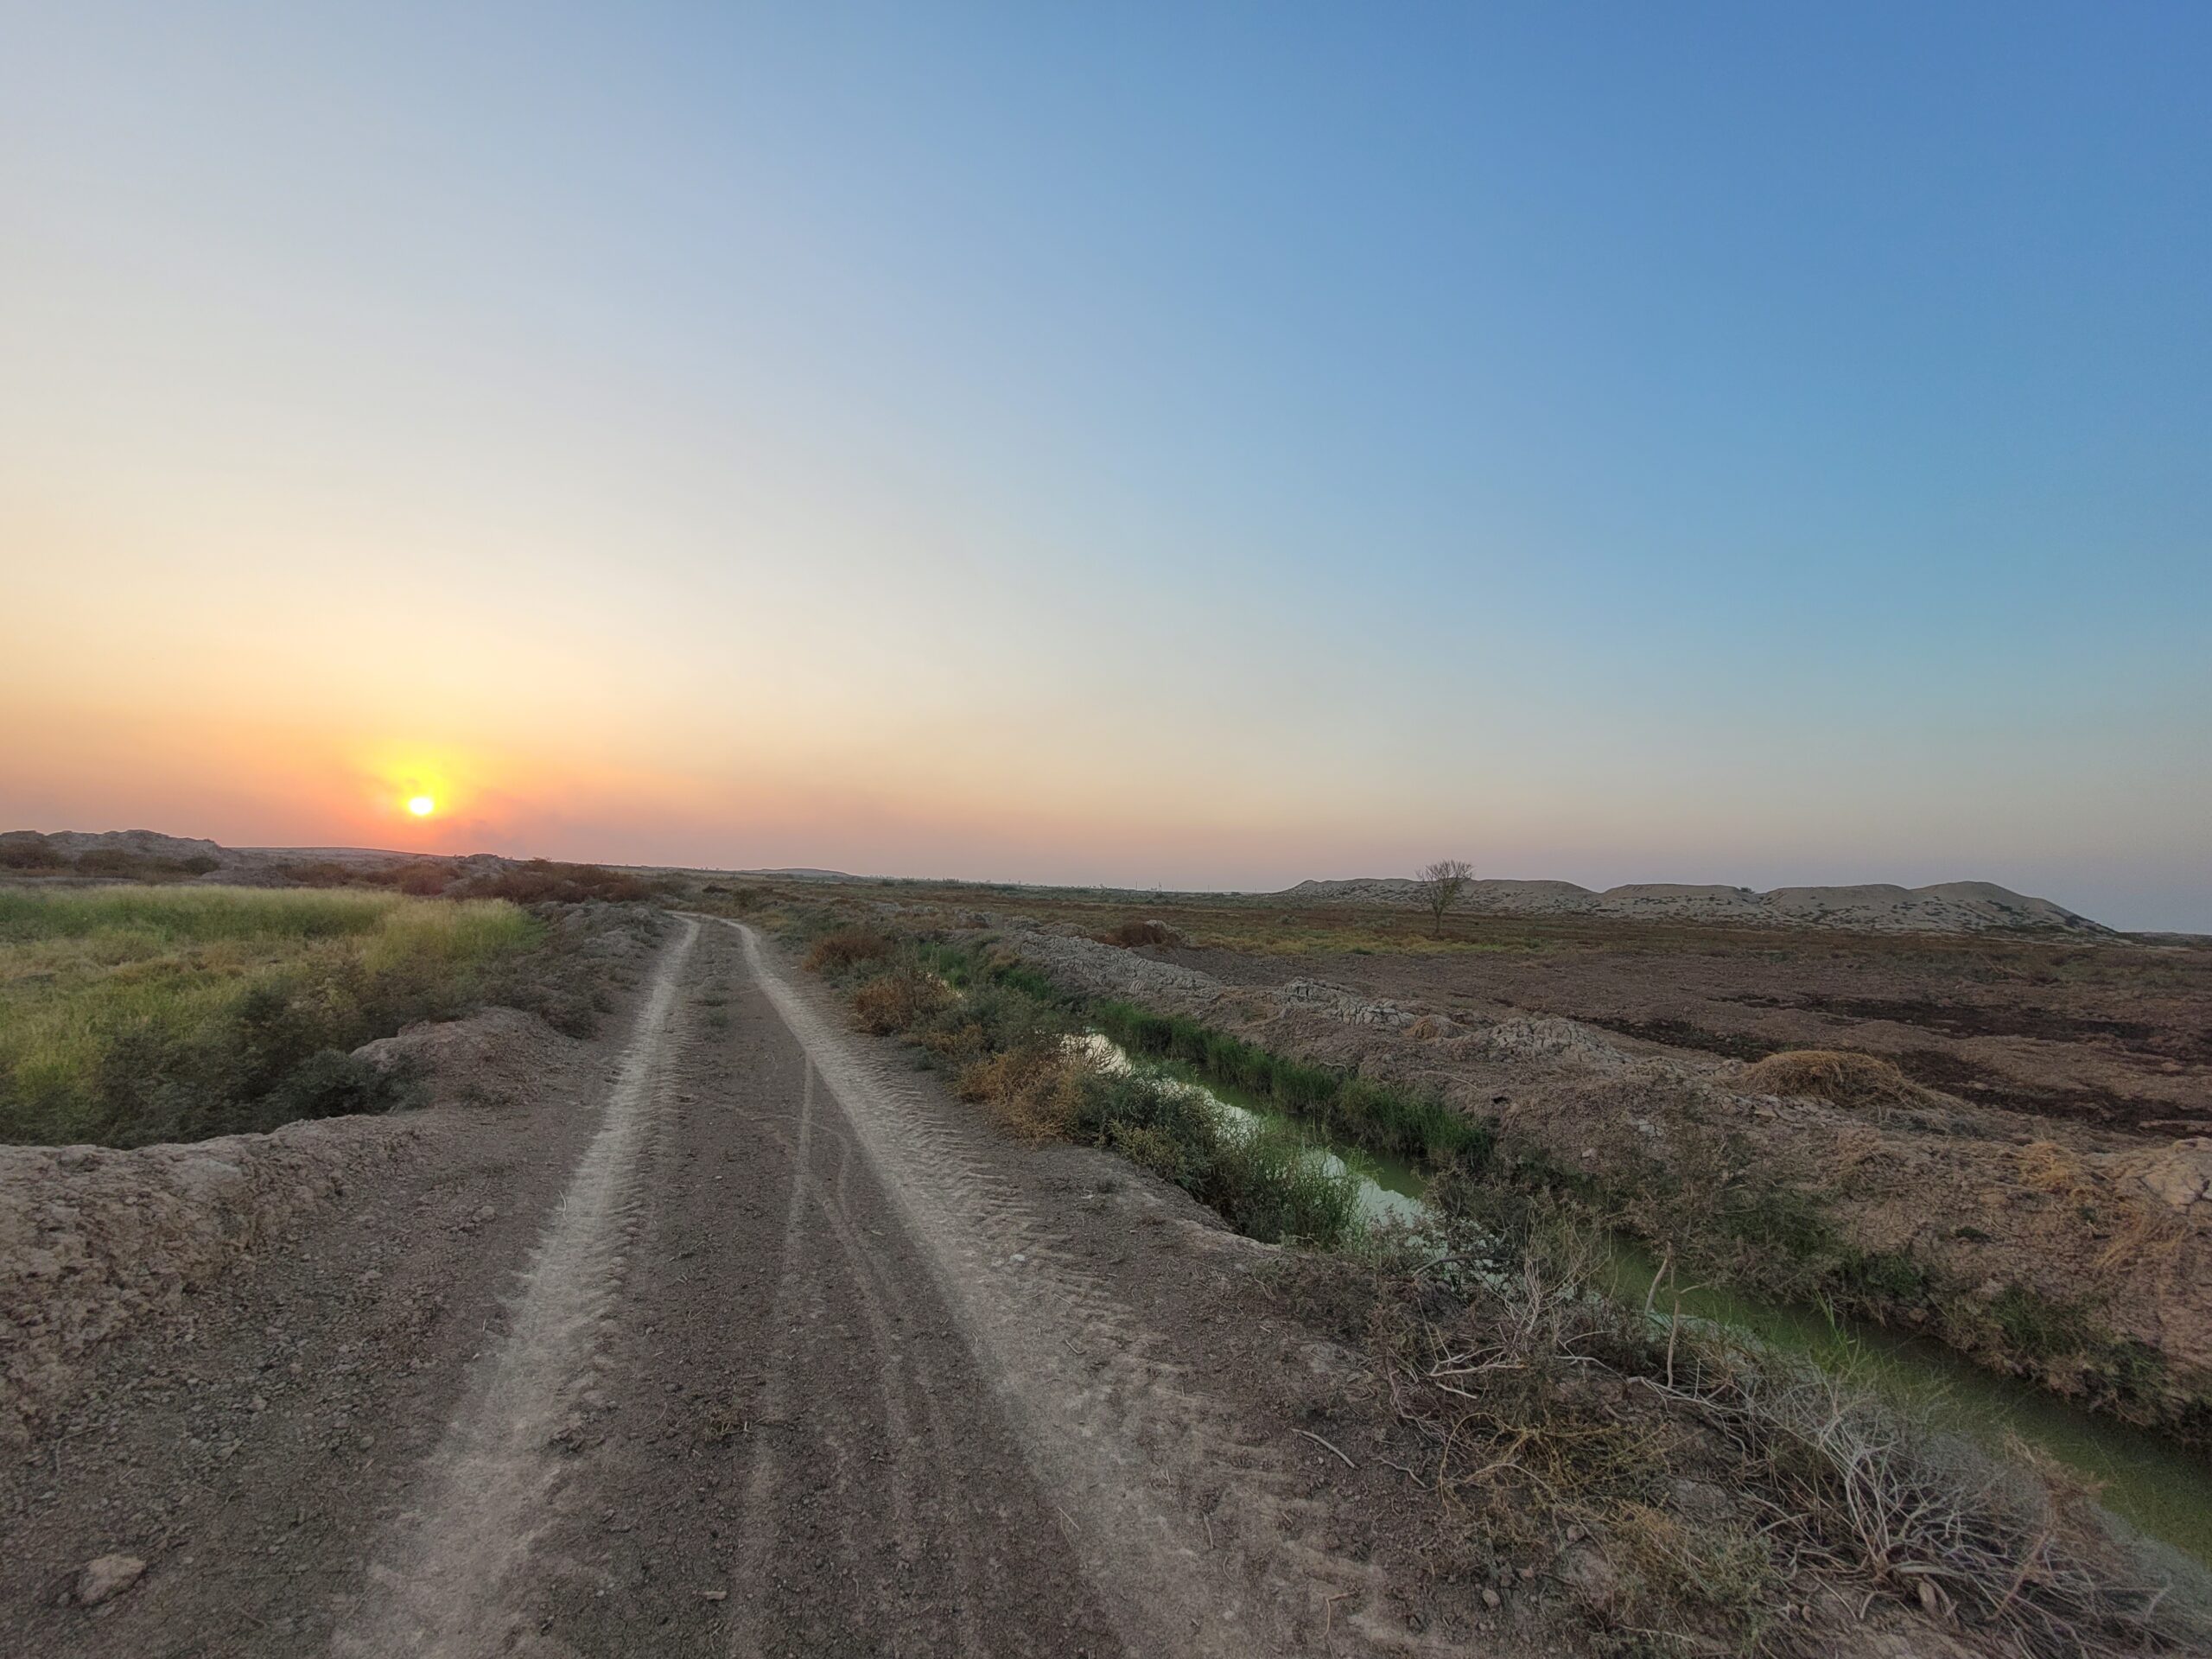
xmin=1414 ymin=858 xmax=1474 ymax=938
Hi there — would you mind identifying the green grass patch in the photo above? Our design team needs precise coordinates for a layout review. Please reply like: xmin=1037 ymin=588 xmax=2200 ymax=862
xmin=0 ymin=886 xmax=541 ymax=1147
xmin=810 ymin=938 xmax=1361 ymax=1249
xmin=1090 ymin=999 xmax=1491 ymax=1171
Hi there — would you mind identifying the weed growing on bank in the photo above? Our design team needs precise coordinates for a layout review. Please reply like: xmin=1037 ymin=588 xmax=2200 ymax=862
xmin=0 ymin=887 xmax=542 ymax=1146
xmin=1092 ymin=998 xmax=1492 ymax=1170
xmin=805 ymin=936 xmax=1362 ymax=1248
xmin=1326 ymin=1190 xmax=2207 ymax=1659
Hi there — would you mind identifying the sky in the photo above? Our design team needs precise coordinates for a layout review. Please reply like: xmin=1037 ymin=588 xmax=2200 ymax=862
xmin=2 ymin=4 xmax=2207 ymax=929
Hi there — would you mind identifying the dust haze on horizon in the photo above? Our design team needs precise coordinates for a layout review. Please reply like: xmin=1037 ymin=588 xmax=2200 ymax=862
xmin=3 ymin=7 xmax=2207 ymax=931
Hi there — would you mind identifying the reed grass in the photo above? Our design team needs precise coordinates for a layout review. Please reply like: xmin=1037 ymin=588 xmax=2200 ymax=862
xmin=0 ymin=886 xmax=539 ymax=1147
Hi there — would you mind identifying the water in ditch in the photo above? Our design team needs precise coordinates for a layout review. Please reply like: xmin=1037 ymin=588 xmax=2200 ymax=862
xmin=1088 ymin=1033 xmax=2212 ymax=1572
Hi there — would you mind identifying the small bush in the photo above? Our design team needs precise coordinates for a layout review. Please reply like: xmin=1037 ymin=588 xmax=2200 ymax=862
xmin=0 ymin=833 xmax=67 ymax=871
xmin=265 ymin=1050 xmax=427 ymax=1119
xmin=390 ymin=862 xmax=454 ymax=897
xmin=852 ymin=966 xmax=951 ymax=1035
xmin=1198 ymin=1126 xmax=1362 ymax=1246
xmin=956 ymin=1045 xmax=1082 ymax=1139
xmin=804 ymin=927 xmax=894 ymax=977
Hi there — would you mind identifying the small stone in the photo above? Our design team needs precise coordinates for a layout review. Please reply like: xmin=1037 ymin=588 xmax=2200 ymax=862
xmin=249 ymin=1396 xmax=266 ymax=1413
xmin=474 ymin=1205 xmax=498 ymax=1224
xmin=76 ymin=1554 xmax=145 ymax=1608
xmin=1564 ymin=1523 xmax=1583 ymax=1543
xmin=700 ymin=1589 xmax=728 ymax=1601
xmin=1516 ymin=1566 xmax=1535 ymax=1582
xmin=1480 ymin=1587 xmax=1502 ymax=1611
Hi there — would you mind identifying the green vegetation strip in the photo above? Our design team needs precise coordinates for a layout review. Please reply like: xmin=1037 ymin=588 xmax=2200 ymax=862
xmin=1089 ymin=998 xmax=1492 ymax=1169
xmin=805 ymin=929 xmax=1366 ymax=1247
xmin=0 ymin=887 xmax=541 ymax=1147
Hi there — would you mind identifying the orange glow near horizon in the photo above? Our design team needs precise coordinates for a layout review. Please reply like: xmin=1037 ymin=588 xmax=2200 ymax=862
xmin=406 ymin=795 xmax=435 ymax=817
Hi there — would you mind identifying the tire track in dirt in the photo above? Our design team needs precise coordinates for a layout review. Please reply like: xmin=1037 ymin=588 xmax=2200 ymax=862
xmin=725 ymin=919 xmax=1447 ymax=1657
xmin=331 ymin=917 xmax=699 ymax=1658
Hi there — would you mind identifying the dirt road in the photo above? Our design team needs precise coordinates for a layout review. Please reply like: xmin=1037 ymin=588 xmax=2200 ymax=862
xmin=6 ymin=918 xmax=1451 ymax=1656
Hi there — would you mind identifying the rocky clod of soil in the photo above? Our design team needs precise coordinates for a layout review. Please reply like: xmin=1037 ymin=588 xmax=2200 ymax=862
xmin=2116 ymin=1138 xmax=2212 ymax=1211
xmin=74 ymin=1553 xmax=145 ymax=1608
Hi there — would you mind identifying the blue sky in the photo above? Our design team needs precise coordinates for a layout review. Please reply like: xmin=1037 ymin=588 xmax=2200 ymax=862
xmin=3 ymin=4 xmax=2207 ymax=925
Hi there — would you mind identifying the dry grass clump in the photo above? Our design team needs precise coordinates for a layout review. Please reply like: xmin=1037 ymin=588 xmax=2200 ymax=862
xmin=803 ymin=927 xmax=893 ymax=976
xmin=955 ymin=1044 xmax=1084 ymax=1140
xmin=1096 ymin=918 xmax=1182 ymax=948
xmin=1362 ymin=1207 xmax=2202 ymax=1658
xmin=2018 ymin=1138 xmax=2089 ymax=1195
xmin=1741 ymin=1049 xmax=1941 ymax=1115
xmin=851 ymin=966 xmax=952 ymax=1035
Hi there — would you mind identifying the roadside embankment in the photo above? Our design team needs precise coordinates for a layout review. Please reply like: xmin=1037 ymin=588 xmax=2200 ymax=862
xmin=0 ymin=901 xmax=666 ymax=1451
xmin=0 ymin=1004 xmax=591 ymax=1452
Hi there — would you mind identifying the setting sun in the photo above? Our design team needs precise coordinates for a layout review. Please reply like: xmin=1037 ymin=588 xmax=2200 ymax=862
xmin=406 ymin=795 xmax=435 ymax=817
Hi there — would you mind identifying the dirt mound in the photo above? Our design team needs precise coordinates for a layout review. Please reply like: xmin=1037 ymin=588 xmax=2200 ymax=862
xmin=1740 ymin=1048 xmax=1947 ymax=1113
xmin=0 ymin=1006 xmax=575 ymax=1447
xmin=0 ymin=1116 xmax=420 ymax=1449
xmin=993 ymin=925 xmax=1219 ymax=998
xmin=353 ymin=1007 xmax=573 ymax=1109
xmin=1277 ymin=978 xmax=1417 ymax=1027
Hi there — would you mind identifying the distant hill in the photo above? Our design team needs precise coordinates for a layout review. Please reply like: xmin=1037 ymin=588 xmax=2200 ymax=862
xmin=5 ymin=830 xmax=2113 ymax=937
xmin=1281 ymin=875 xmax=2109 ymax=935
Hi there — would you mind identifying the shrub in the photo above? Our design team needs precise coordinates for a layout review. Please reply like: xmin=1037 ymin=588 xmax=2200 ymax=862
xmin=1198 ymin=1126 xmax=1361 ymax=1246
xmin=0 ymin=833 xmax=67 ymax=871
xmin=852 ymin=966 xmax=950 ymax=1034
xmin=804 ymin=927 xmax=894 ymax=977
xmin=264 ymin=1050 xmax=427 ymax=1120
xmin=956 ymin=1045 xmax=1082 ymax=1139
